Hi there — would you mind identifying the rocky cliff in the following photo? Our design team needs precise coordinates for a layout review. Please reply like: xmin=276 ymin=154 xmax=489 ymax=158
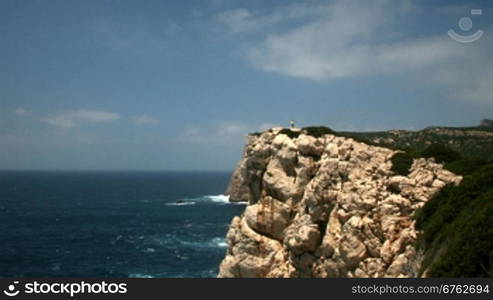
xmin=219 ymin=128 xmax=462 ymax=278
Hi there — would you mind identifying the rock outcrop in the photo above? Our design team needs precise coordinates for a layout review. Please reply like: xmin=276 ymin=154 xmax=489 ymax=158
xmin=219 ymin=128 xmax=462 ymax=278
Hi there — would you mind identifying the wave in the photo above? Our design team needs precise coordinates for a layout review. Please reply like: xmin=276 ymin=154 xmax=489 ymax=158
xmin=179 ymin=237 xmax=228 ymax=248
xmin=150 ymin=235 xmax=228 ymax=249
xmin=165 ymin=201 xmax=196 ymax=206
xmin=204 ymin=194 xmax=230 ymax=203
xmin=128 ymin=273 xmax=154 ymax=278
xmin=196 ymin=194 xmax=246 ymax=205
xmin=167 ymin=194 xmax=246 ymax=206
xmin=210 ymin=237 xmax=228 ymax=248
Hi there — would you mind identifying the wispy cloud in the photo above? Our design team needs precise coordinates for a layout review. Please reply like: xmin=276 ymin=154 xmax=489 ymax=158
xmin=218 ymin=0 xmax=493 ymax=103
xmin=13 ymin=107 xmax=32 ymax=116
xmin=134 ymin=114 xmax=159 ymax=125
xmin=245 ymin=0 xmax=463 ymax=80
xmin=43 ymin=110 xmax=121 ymax=129
xmin=215 ymin=3 xmax=327 ymax=35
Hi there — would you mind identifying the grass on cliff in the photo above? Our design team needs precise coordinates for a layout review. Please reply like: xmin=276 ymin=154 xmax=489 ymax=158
xmin=414 ymin=163 xmax=493 ymax=277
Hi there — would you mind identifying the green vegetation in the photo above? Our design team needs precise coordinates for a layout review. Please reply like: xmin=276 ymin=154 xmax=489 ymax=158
xmin=341 ymin=125 xmax=493 ymax=161
xmin=261 ymin=122 xmax=493 ymax=277
xmin=388 ymin=142 xmax=492 ymax=277
xmin=248 ymin=132 xmax=262 ymax=137
xmin=390 ymin=144 xmax=464 ymax=176
xmin=419 ymin=144 xmax=462 ymax=163
xmin=390 ymin=152 xmax=414 ymax=176
xmin=444 ymin=158 xmax=487 ymax=176
xmin=414 ymin=163 xmax=493 ymax=277
xmin=279 ymin=128 xmax=301 ymax=139
xmin=303 ymin=126 xmax=335 ymax=138
xmin=256 ymin=122 xmax=493 ymax=277
xmin=278 ymin=126 xmax=334 ymax=139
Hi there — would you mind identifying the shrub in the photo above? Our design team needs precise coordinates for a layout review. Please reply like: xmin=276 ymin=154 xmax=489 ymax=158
xmin=415 ymin=163 xmax=493 ymax=277
xmin=390 ymin=152 xmax=414 ymax=176
xmin=303 ymin=126 xmax=335 ymax=138
xmin=278 ymin=128 xmax=301 ymax=139
xmin=248 ymin=132 xmax=262 ymax=137
xmin=420 ymin=144 xmax=462 ymax=163
xmin=427 ymin=190 xmax=493 ymax=277
xmin=391 ymin=144 xmax=465 ymax=176
xmin=445 ymin=158 xmax=486 ymax=176
xmin=278 ymin=126 xmax=334 ymax=139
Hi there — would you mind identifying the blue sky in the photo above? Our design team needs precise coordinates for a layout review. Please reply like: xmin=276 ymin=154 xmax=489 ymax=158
xmin=1 ymin=0 xmax=493 ymax=170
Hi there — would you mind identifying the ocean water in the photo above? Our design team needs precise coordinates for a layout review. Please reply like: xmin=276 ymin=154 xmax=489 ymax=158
xmin=0 ymin=171 xmax=245 ymax=278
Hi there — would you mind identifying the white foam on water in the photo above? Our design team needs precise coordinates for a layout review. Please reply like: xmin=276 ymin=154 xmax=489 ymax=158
xmin=177 ymin=237 xmax=228 ymax=248
xmin=128 ymin=273 xmax=154 ymax=278
xmin=171 ymin=194 xmax=245 ymax=205
xmin=204 ymin=194 xmax=230 ymax=203
xmin=165 ymin=201 xmax=196 ymax=206
xmin=210 ymin=237 xmax=228 ymax=248
xmin=200 ymin=194 xmax=247 ymax=205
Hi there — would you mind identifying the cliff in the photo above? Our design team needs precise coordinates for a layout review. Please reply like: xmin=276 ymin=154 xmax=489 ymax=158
xmin=219 ymin=128 xmax=462 ymax=278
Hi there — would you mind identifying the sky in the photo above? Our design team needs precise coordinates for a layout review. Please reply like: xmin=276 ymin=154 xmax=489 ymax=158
xmin=1 ymin=0 xmax=493 ymax=171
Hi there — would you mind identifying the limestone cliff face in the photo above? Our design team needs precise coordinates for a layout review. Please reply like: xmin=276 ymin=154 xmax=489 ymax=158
xmin=219 ymin=128 xmax=462 ymax=278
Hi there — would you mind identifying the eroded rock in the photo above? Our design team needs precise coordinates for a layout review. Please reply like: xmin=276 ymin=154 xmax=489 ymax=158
xmin=220 ymin=129 xmax=462 ymax=278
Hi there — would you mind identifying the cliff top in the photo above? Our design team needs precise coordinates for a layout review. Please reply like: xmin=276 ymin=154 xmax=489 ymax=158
xmin=250 ymin=121 xmax=493 ymax=161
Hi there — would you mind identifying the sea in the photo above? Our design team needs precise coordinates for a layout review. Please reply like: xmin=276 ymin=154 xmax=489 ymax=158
xmin=0 ymin=171 xmax=246 ymax=278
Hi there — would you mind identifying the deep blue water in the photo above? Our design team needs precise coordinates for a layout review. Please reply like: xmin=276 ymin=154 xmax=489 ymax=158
xmin=0 ymin=171 xmax=245 ymax=278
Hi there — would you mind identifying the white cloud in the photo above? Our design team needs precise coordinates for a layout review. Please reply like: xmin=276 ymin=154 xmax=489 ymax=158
xmin=215 ymin=3 xmax=327 ymax=35
xmin=13 ymin=107 xmax=31 ymax=116
xmin=216 ymin=8 xmax=255 ymax=34
xmin=219 ymin=0 xmax=493 ymax=103
xmin=246 ymin=0 xmax=464 ymax=80
xmin=44 ymin=110 xmax=120 ymax=129
xmin=134 ymin=114 xmax=159 ymax=125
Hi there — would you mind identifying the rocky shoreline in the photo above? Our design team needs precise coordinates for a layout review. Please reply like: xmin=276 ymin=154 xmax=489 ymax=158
xmin=219 ymin=128 xmax=461 ymax=278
